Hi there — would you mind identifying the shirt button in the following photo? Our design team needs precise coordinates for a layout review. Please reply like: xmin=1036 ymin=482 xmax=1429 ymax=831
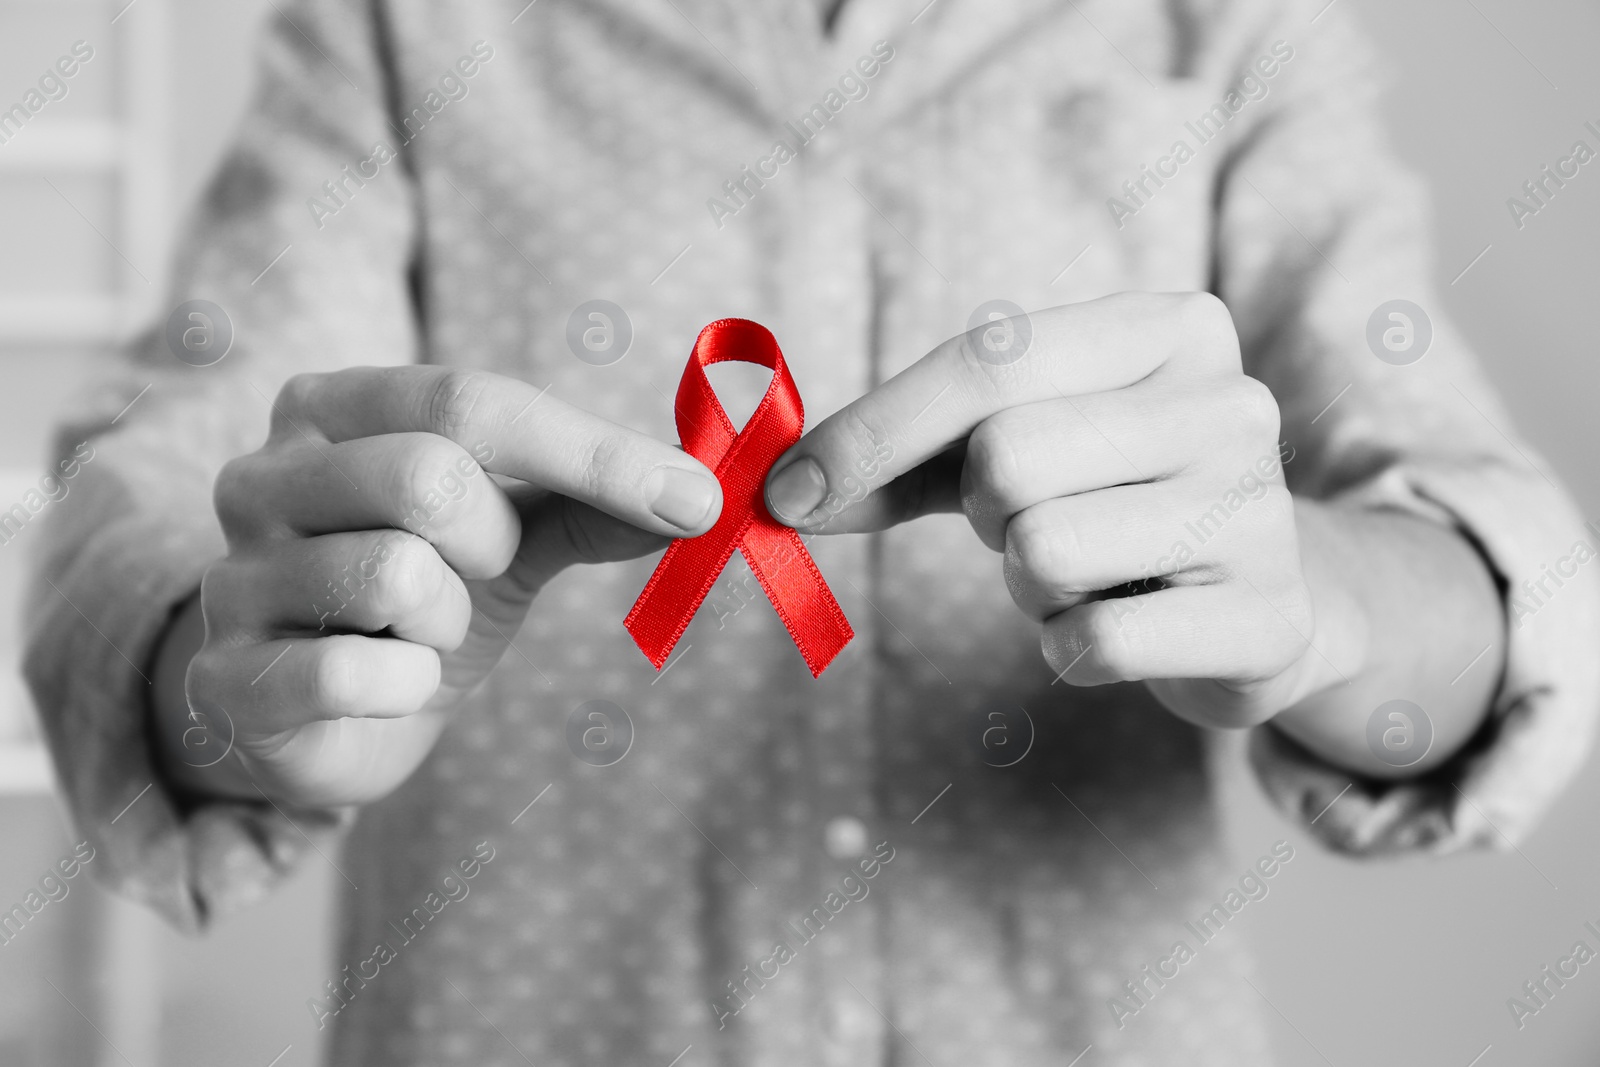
xmin=822 ymin=995 xmax=878 ymax=1045
xmin=824 ymin=816 xmax=868 ymax=860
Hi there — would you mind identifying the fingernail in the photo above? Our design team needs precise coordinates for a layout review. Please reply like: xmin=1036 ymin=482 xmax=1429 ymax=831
xmin=766 ymin=457 xmax=826 ymax=524
xmin=646 ymin=466 xmax=718 ymax=532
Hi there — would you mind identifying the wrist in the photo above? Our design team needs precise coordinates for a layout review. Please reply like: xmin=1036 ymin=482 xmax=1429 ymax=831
xmin=1268 ymin=498 xmax=1502 ymax=779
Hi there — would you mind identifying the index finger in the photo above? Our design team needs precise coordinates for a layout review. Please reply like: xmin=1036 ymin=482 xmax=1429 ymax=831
xmin=762 ymin=292 xmax=1236 ymax=529
xmin=274 ymin=365 xmax=723 ymax=537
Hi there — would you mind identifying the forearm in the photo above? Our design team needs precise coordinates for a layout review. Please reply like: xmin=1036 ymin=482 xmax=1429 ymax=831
xmin=1270 ymin=498 xmax=1505 ymax=779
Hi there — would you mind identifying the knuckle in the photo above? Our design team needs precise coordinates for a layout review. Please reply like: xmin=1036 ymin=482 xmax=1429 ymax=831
xmin=424 ymin=369 xmax=487 ymax=441
xmin=274 ymin=373 xmax=323 ymax=425
xmin=1179 ymin=290 xmax=1229 ymax=329
xmin=212 ymin=456 xmax=260 ymax=536
xmin=184 ymin=645 xmax=229 ymax=703
xmin=366 ymin=533 xmax=437 ymax=615
xmin=1227 ymin=376 xmax=1281 ymax=440
xmin=1007 ymin=508 xmax=1080 ymax=601
xmin=276 ymin=373 xmax=317 ymax=408
xmin=965 ymin=417 xmax=1024 ymax=507
xmin=393 ymin=439 xmax=470 ymax=533
xmin=197 ymin=564 xmax=239 ymax=630
xmin=200 ymin=557 xmax=284 ymax=641
xmin=310 ymin=641 xmax=361 ymax=716
xmin=1180 ymin=292 xmax=1241 ymax=365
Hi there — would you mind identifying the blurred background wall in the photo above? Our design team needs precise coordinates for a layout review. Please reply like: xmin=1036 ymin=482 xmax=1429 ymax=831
xmin=0 ymin=2 xmax=331 ymax=1065
xmin=0 ymin=0 xmax=1595 ymax=1064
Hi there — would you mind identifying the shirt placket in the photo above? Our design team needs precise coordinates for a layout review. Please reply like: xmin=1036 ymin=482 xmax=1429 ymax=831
xmin=794 ymin=138 xmax=889 ymax=1067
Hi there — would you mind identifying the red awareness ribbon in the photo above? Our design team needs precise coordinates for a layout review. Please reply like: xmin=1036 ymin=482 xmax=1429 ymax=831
xmin=625 ymin=319 xmax=854 ymax=677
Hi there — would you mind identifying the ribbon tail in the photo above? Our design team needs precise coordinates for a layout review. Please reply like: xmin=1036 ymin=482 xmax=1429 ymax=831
xmin=740 ymin=525 xmax=854 ymax=677
xmin=624 ymin=525 xmax=746 ymax=669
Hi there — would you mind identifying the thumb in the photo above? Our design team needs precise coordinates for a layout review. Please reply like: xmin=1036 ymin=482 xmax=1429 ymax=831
xmin=766 ymin=442 xmax=966 ymax=535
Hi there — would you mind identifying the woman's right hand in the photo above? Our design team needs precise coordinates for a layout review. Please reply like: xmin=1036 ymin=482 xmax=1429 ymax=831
xmin=151 ymin=366 xmax=722 ymax=808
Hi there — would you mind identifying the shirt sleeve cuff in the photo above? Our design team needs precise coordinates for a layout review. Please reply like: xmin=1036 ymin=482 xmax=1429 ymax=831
xmin=1250 ymin=454 xmax=1600 ymax=856
xmin=23 ymin=498 xmax=349 ymax=933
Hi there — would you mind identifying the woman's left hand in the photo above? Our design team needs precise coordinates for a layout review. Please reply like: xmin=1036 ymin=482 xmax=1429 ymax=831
xmin=762 ymin=291 xmax=1320 ymax=729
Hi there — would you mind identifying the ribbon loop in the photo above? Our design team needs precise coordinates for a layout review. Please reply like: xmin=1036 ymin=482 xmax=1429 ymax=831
xmin=625 ymin=319 xmax=854 ymax=677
